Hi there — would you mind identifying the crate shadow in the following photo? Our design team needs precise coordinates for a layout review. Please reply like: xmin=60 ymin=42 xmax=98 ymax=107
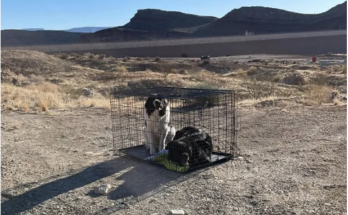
xmin=1 ymin=156 xmax=134 ymax=215
xmin=1 ymin=155 xmax=201 ymax=215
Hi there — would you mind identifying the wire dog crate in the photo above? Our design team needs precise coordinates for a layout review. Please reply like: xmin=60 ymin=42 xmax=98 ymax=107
xmin=110 ymin=87 xmax=237 ymax=173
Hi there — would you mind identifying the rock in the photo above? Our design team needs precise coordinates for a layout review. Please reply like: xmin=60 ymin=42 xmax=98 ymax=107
xmin=93 ymin=184 xmax=112 ymax=195
xmin=170 ymin=209 xmax=185 ymax=215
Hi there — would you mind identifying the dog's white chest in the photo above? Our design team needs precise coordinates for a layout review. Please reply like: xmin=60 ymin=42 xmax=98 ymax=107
xmin=146 ymin=111 xmax=162 ymax=134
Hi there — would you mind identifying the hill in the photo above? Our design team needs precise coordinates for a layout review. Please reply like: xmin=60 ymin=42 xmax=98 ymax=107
xmin=86 ymin=2 xmax=347 ymax=41
xmin=1 ymin=30 xmax=84 ymax=47
xmin=194 ymin=1 xmax=347 ymax=36
xmin=22 ymin=28 xmax=45 ymax=31
xmin=65 ymin=27 xmax=111 ymax=33
xmin=122 ymin=9 xmax=217 ymax=31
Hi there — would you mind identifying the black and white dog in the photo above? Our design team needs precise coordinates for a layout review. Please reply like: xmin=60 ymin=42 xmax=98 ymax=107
xmin=143 ymin=94 xmax=176 ymax=155
xmin=166 ymin=126 xmax=213 ymax=167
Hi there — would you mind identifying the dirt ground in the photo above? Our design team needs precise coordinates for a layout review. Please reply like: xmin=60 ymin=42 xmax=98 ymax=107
xmin=1 ymin=104 xmax=346 ymax=215
xmin=1 ymin=50 xmax=347 ymax=214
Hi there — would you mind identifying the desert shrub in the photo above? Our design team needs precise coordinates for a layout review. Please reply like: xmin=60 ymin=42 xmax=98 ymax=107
xmin=178 ymin=69 xmax=187 ymax=74
xmin=60 ymin=86 xmax=83 ymax=99
xmin=331 ymin=89 xmax=340 ymax=98
xmin=123 ymin=56 xmax=131 ymax=62
xmin=283 ymin=73 xmax=306 ymax=85
xmin=247 ymin=66 xmax=258 ymax=75
xmin=169 ymin=69 xmax=178 ymax=74
xmin=243 ymin=79 xmax=275 ymax=100
xmin=273 ymin=76 xmax=281 ymax=83
xmin=155 ymin=56 xmax=161 ymax=62
xmin=116 ymin=65 xmax=128 ymax=73
xmin=251 ymin=68 xmax=279 ymax=82
xmin=189 ymin=96 xmax=219 ymax=108
xmin=342 ymin=64 xmax=347 ymax=74
xmin=98 ymin=54 xmax=106 ymax=60
xmin=28 ymin=74 xmax=45 ymax=84
xmin=304 ymin=85 xmax=333 ymax=105
xmin=189 ymin=83 xmax=221 ymax=107
xmin=309 ymin=73 xmax=329 ymax=85
xmin=59 ymin=53 xmax=68 ymax=60
xmin=40 ymin=100 xmax=48 ymax=111
xmin=70 ymin=53 xmax=80 ymax=58
xmin=136 ymin=57 xmax=142 ymax=61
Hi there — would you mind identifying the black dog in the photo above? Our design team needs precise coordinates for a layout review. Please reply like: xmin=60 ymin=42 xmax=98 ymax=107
xmin=165 ymin=126 xmax=213 ymax=167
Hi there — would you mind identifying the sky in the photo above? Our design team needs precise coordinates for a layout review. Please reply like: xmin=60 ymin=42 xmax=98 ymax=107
xmin=1 ymin=0 xmax=346 ymax=30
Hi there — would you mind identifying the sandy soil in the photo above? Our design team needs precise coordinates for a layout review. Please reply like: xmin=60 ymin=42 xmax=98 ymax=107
xmin=1 ymin=104 xmax=346 ymax=215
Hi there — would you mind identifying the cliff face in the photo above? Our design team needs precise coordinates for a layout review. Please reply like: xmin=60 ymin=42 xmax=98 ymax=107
xmin=122 ymin=9 xmax=217 ymax=31
xmin=80 ymin=28 xmax=190 ymax=43
xmin=194 ymin=1 xmax=347 ymax=36
xmin=80 ymin=9 xmax=217 ymax=42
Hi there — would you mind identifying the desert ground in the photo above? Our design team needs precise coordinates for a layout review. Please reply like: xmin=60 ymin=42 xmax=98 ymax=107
xmin=1 ymin=50 xmax=347 ymax=215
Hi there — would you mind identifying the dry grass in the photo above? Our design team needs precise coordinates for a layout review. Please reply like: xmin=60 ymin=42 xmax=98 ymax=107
xmin=222 ymin=68 xmax=247 ymax=77
xmin=27 ymin=82 xmax=60 ymax=93
xmin=333 ymin=97 xmax=342 ymax=105
xmin=242 ymin=79 xmax=276 ymax=100
xmin=303 ymin=85 xmax=333 ymax=105
xmin=1 ymin=50 xmax=74 ymax=76
xmin=2 ymin=50 xmax=346 ymax=112
xmin=1 ymin=83 xmax=65 ymax=112
xmin=329 ymin=65 xmax=347 ymax=74
xmin=1 ymin=83 xmax=110 ymax=112
xmin=77 ymin=97 xmax=110 ymax=109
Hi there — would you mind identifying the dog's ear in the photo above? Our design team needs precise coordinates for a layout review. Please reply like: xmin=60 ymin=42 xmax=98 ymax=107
xmin=145 ymin=97 xmax=153 ymax=109
xmin=145 ymin=97 xmax=155 ymax=116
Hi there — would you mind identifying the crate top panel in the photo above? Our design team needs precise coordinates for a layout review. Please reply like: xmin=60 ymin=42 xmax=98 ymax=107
xmin=111 ymin=87 xmax=235 ymax=99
